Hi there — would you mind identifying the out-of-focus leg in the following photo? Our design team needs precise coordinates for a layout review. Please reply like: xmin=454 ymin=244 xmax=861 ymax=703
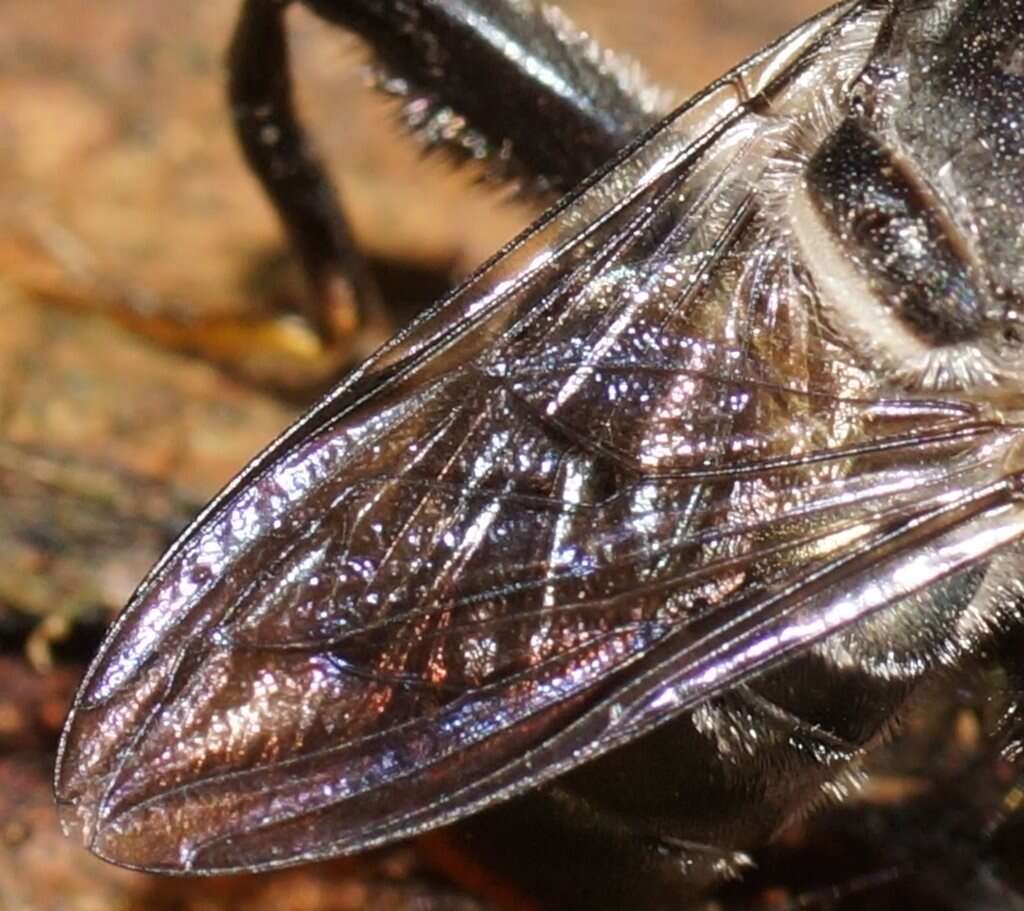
xmin=228 ymin=0 xmax=386 ymax=347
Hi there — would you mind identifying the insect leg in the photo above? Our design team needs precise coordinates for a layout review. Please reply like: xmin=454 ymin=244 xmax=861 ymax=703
xmin=227 ymin=0 xmax=388 ymax=349
xmin=227 ymin=0 xmax=672 ymax=355
xmin=301 ymin=0 xmax=674 ymax=194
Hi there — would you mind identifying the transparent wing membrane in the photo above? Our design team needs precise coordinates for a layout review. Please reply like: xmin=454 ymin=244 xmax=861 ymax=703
xmin=55 ymin=1 xmax=1024 ymax=874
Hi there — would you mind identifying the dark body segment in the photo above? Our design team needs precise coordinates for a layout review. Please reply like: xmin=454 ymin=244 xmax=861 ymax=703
xmin=806 ymin=118 xmax=985 ymax=344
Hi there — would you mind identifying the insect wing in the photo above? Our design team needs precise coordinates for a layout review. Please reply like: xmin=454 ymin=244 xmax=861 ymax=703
xmin=55 ymin=0 xmax=1024 ymax=874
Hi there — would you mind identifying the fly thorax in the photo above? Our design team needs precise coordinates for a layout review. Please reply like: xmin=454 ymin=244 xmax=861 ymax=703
xmin=789 ymin=0 xmax=1024 ymax=396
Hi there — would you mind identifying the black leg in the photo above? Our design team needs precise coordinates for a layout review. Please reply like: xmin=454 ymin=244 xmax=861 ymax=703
xmin=226 ymin=0 xmax=672 ymax=350
xmin=227 ymin=0 xmax=387 ymax=347
xmin=303 ymin=0 xmax=673 ymax=193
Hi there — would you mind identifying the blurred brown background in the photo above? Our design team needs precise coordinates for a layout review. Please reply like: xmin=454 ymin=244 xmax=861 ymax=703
xmin=0 ymin=3 xmax=823 ymax=909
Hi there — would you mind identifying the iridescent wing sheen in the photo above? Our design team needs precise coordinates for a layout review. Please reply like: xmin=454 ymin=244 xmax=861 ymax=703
xmin=55 ymin=1 xmax=1024 ymax=873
